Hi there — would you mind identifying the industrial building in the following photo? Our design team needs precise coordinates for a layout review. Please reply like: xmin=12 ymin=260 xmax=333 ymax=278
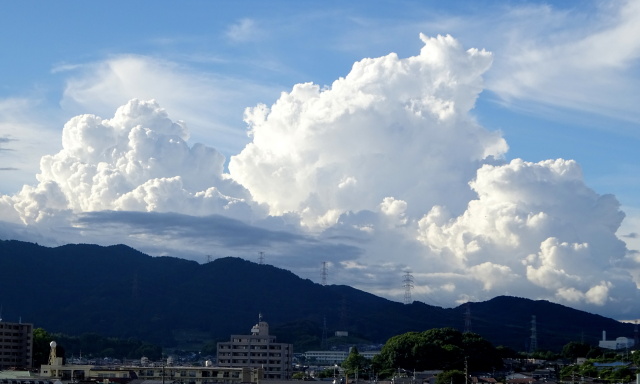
xmin=598 ymin=330 xmax=635 ymax=350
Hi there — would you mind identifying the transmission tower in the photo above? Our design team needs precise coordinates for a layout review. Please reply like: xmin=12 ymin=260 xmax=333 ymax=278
xmin=529 ymin=315 xmax=538 ymax=354
xmin=403 ymin=270 xmax=414 ymax=305
xmin=321 ymin=315 xmax=328 ymax=350
xmin=258 ymin=251 xmax=265 ymax=265
xmin=464 ymin=303 xmax=472 ymax=333
xmin=321 ymin=262 xmax=328 ymax=286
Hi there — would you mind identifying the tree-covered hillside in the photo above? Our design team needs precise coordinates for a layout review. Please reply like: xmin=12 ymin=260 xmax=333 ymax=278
xmin=0 ymin=240 xmax=633 ymax=352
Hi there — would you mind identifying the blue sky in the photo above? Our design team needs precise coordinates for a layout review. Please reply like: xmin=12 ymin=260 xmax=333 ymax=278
xmin=1 ymin=1 xmax=639 ymax=320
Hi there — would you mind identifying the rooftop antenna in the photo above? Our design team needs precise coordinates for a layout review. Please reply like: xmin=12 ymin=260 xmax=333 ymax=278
xmin=403 ymin=270 xmax=414 ymax=305
xmin=321 ymin=262 xmax=328 ymax=286
xmin=258 ymin=251 xmax=265 ymax=265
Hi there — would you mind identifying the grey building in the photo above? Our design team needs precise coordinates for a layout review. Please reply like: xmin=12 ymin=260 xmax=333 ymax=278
xmin=0 ymin=321 xmax=33 ymax=369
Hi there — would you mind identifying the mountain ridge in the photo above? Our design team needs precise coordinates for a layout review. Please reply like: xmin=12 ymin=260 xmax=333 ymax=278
xmin=0 ymin=239 xmax=633 ymax=352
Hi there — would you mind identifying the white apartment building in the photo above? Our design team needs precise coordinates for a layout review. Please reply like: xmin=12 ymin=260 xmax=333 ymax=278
xmin=217 ymin=316 xmax=293 ymax=380
xmin=0 ymin=321 xmax=33 ymax=369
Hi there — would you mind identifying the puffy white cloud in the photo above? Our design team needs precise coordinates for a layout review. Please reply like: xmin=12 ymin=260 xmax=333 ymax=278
xmin=57 ymin=54 xmax=281 ymax=157
xmin=418 ymin=158 xmax=629 ymax=307
xmin=0 ymin=33 xmax=637 ymax=319
xmin=2 ymin=99 xmax=254 ymax=225
xmin=229 ymin=34 xmax=506 ymax=228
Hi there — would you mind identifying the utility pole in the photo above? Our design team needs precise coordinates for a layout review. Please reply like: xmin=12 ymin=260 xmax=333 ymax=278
xmin=464 ymin=356 xmax=468 ymax=384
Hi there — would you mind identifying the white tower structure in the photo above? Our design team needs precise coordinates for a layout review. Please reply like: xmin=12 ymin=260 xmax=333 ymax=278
xmin=48 ymin=341 xmax=57 ymax=366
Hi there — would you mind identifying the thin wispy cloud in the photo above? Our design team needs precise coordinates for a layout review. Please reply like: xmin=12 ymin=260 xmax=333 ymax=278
xmin=486 ymin=1 xmax=640 ymax=124
xmin=0 ymin=136 xmax=15 ymax=151
xmin=226 ymin=18 xmax=261 ymax=43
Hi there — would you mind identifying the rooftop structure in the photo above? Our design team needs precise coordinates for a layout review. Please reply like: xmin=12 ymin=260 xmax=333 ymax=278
xmin=39 ymin=358 xmax=260 ymax=384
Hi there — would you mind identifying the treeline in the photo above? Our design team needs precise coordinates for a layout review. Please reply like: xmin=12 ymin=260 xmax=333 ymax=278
xmin=33 ymin=328 xmax=162 ymax=366
xmin=309 ymin=329 xmax=640 ymax=384
xmin=309 ymin=328 xmax=507 ymax=381
xmin=371 ymin=328 xmax=505 ymax=376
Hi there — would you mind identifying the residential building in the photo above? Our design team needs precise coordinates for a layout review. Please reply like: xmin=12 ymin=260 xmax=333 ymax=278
xmin=0 ymin=321 xmax=33 ymax=369
xmin=217 ymin=315 xmax=293 ymax=380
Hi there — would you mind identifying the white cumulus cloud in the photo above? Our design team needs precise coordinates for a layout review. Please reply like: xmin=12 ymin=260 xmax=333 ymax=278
xmin=2 ymin=99 xmax=254 ymax=225
xmin=0 ymin=34 xmax=637 ymax=319
xmin=229 ymin=34 xmax=507 ymax=229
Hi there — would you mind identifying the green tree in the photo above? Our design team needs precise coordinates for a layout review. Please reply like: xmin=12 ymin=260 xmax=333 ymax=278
xmin=495 ymin=345 xmax=520 ymax=358
xmin=317 ymin=369 xmax=335 ymax=379
xmin=33 ymin=328 xmax=53 ymax=366
xmin=462 ymin=332 xmax=502 ymax=371
xmin=373 ymin=328 xmax=501 ymax=374
xmin=342 ymin=347 xmax=371 ymax=378
xmin=292 ymin=372 xmax=306 ymax=380
xmin=562 ymin=342 xmax=592 ymax=360
xmin=579 ymin=362 xmax=597 ymax=378
xmin=435 ymin=370 xmax=466 ymax=384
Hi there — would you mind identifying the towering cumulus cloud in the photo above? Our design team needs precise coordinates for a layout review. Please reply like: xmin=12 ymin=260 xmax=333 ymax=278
xmin=0 ymin=34 xmax=636 ymax=317
xmin=230 ymin=34 xmax=507 ymax=228
xmin=3 ymin=99 xmax=252 ymax=226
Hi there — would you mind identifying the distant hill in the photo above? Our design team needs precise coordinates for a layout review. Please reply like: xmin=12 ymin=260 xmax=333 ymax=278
xmin=0 ymin=239 xmax=633 ymax=352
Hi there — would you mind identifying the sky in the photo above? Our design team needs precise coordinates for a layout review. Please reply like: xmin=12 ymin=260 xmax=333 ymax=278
xmin=1 ymin=1 xmax=640 ymax=321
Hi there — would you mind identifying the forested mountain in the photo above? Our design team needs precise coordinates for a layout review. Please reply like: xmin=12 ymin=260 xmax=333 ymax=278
xmin=0 ymin=239 xmax=633 ymax=352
